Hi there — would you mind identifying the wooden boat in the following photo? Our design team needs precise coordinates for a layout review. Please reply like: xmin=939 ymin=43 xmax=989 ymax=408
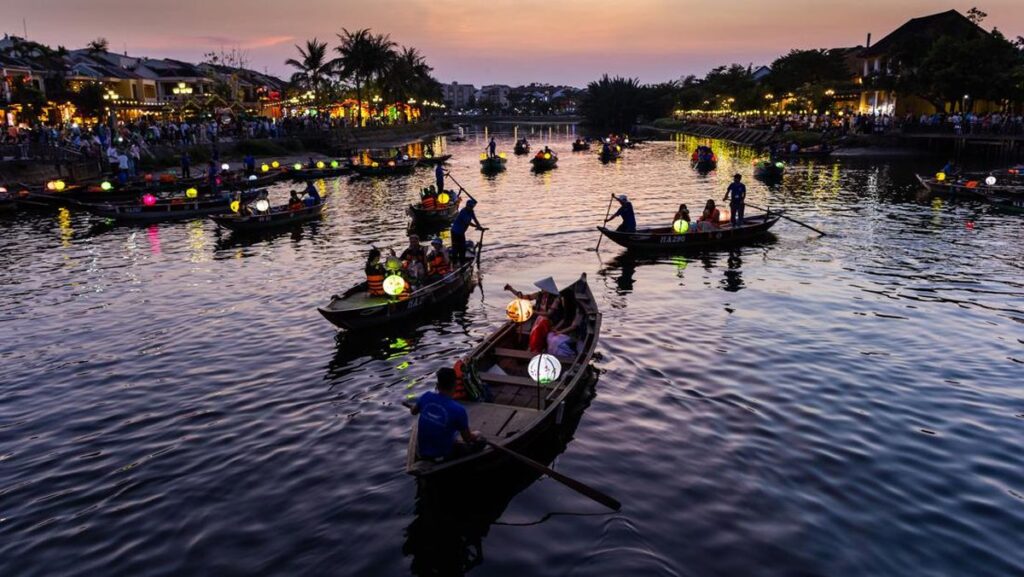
xmin=406 ymin=272 xmax=601 ymax=478
xmin=917 ymin=174 xmax=1024 ymax=213
xmin=691 ymin=148 xmax=717 ymax=172
xmin=352 ymin=157 xmax=419 ymax=177
xmin=479 ymin=156 xmax=507 ymax=173
xmin=318 ymin=240 xmax=481 ymax=330
xmin=530 ymin=151 xmax=558 ymax=171
xmin=210 ymin=200 xmax=326 ymax=232
xmin=408 ymin=195 xmax=461 ymax=227
xmin=597 ymin=212 xmax=782 ymax=251
xmin=417 ymin=154 xmax=452 ymax=166
xmin=754 ymin=160 xmax=785 ymax=180
xmin=284 ymin=160 xmax=352 ymax=180
xmin=80 ymin=190 xmax=261 ymax=223
xmin=598 ymin=145 xmax=621 ymax=163
xmin=571 ymin=140 xmax=590 ymax=152
xmin=513 ymin=140 xmax=530 ymax=155
xmin=0 ymin=187 xmax=16 ymax=213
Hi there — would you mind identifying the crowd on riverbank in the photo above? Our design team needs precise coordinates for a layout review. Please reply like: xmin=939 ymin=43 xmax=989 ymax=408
xmin=672 ymin=111 xmax=1024 ymax=137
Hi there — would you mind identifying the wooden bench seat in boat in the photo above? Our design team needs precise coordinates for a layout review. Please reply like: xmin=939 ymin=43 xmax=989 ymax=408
xmin=492 ymin=347 xmax=575 ymax=364
xmin=464 ymin=402 xmax=539 ymax=439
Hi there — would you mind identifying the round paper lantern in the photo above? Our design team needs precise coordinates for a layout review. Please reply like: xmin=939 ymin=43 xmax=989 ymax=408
xmin=46 ymin=181 xmax=57 ymax=191
xmin=774 ymin=162 xmax=784 ymax=169
xmin=316 ymin=161 xmax=325 ymax=169
xmin=479 ymin=153 xmax=487 ymax=160
xmin=221 ymin=163 xmax=230 ymax=171
xmin=271 ymin=161 xmax=280 ymax=168
xmin=499 ymin=153 xmax=507 ymax=159
xmin=254 ymin=198 xmax=270 ymax=212
xmin=0 ymin=187 xmax=7 ymax=194
xmin=673 ymin=219 xmax=689 ymax=234
xmin=383 ymin=274 xmax=406 ymax=296
xmin=385 ymin=256 xmax=403 ymax=272
xmin=100 ymin=181 xmax=113 ymax=191
xmin=185 ymin=187 xmax=198 ymax=199
xmin=985 ymin=176 xmax=996 ymax=186
xmin=261 ymin=163 xmax=270 ymax=172
xmin=330 ymin=160 xmax=339 ymax=169
xmin=387 ymin=160 xmax=396 ymax=167
xmin=402 ymin=154 xmax=409 ymax=160
xmin=543 ymin=153 xmax=552 ymax=160
xmin=371 ymin=162 xmax=380 ymax=168
xmin=248 ymin=175 xmax=257 ymax=181
xmin=506 ymin=298 xmax=534 ymax=323
xmin=54 ymin=180 xmax=66 ymax=191
xmin=528 ymin=354 xmax=562 ymax=384
xmin=230 ymin=200 xmax=240 ymax=213
xmin=142 ymin=193 xmax=157 ymax=206
xmin=293 ymin=163 xmax=302 ymax=170
xmin=437 ymin=192 xmax=450 ymax=205
xmin=936 ymin=172 xmax=946 ymax=181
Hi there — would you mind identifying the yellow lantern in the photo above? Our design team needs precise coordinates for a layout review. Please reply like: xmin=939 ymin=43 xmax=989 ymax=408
xmin=498 ymin=152 xmax=507 ymax=159
xmin=383 ymin=274 xmax=406 ymax=296
xmin=936 ymin=172 xmax=946 ymax=181
xmin=506 ymin=298 xmax=534 ymax=323
xmin=371 ymin=162 xmax=379 ymax=168
xmin=316 ymin=161 xmax=326 ymax=169
xmin=186 ymin=187 xmax=198 ymax=199
xmin=480 ymin=153 xmax=487 ymax=160
xmin=673 ymin=219 xmax=689 ymax=234
xmin=261 ymin=163 xmax=270 ymax=172
xmin=293 ymin=163 xmax=302 ymax=170
xmin=271 ymin=161 xmax=280 ymax=168
xmin=543 ymin=153 xmax=551 ymax=160
xmin=437 ymin=192 xmax=450 ymax=205
xmin=230 ymin=200 xmax=240 ymax=212
xmin=100 ymin=181 xmax=113 ymax=191
xmin=54 ymin=180 xmax=66 ymax=191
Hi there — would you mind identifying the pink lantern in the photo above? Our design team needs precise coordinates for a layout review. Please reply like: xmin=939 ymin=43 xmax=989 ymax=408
xmin=142 ymin=193 xmax=157 ymax=206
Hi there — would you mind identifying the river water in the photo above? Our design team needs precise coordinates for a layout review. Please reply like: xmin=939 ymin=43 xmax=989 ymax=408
xmin=1 ymin=127 xmax=1022 ymax=577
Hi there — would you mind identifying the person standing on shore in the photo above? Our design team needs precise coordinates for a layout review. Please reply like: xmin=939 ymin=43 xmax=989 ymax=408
xmin=723 ymin=174 xmax=746 ymax=228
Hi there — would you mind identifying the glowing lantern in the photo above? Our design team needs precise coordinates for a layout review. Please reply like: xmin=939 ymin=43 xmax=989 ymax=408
xmin=985 ymin=176 xmax=996 ymax=186
xmin=330 ymin=160 xmax=339 ymax=169
xmin=316 ymin=161 xmax=325 ymax=169
xmin=774 ymin=162 xmax=784 ymax=169
xmin=0 ymin=187 xmax=6 ymax=194
xmin=506 ymin=298 xmax=534 ymax=323
xmin=402 ymin=154 xmax=409 ymax=160
xmin=543 ymin=153 xmax=552 ymax=160
xmin=254 ymin=198 xmax=270 ymax=212
xmin=230 ymin=200 xmax=240 ymax=213
xmin=271 ymin=161 xmax=280 ymax=168
xmin=528 ymin=354 xmax=562 ymax=384
xmin=499 ymin=153 xmax=507 ymax=159
xmin=46 ymin=181 xmax=57 ymax=191
xmin=144 ymin=173 xmax=153 ymax=182
xmin=673 ymin=219 xmax=689 ymax=234
xmin=100 ymin=181 xmax=113 ymax=191
xmin=437 ymin=192 xmax=450 ymax=205
xmin=480 ymin=153 xmax=487 ymax=160
xmin=293 ymin=163 xmax=302 ymax=170
xmin=371 ymin=162 xmax=380 ymax=168
xmin=248 ymin=175 xmax=257 ymax=181
xmin=387 ymin=160 xmax=396 ymax=167
xmin=383 ymin=274 xmax=406 ymax=296
xmin=385 ymin=256 xmax=403 ymax=272
xmin=936 ymin=172 xmax=946 ymax=181
xmin=221 ymin=163 xmax=230 ymax=171
xmin=142 ymin=193 xmax=157 ymax=206
xmin=185 ymin=187 xmax=198 ymax=199
xmin=54 ymin=180 xmax=66 ymax=191
xmin=261 ymin=164 xmax=270 ymax=172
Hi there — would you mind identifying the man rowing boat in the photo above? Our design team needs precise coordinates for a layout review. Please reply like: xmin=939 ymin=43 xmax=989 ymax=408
xmin=409 ymin=368 xmax=482 ymax=460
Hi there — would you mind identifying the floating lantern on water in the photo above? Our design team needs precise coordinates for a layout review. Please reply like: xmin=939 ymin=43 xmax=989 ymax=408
xmin=330 ymin=160 xmax=339 ymax=169
xmin=936 ymin=172 xmax=946 ymax=181
xmin=255 ymin=198 xmax=270 ymax=212
xmin=385 ymin=256 xmax=403 ymax=272
xmin=54 ymin=180 xmax=66 ymax=191
xmin=985 ymin=176 xmax=996 ymax=186
xmin=261 ymin=163 xmax=270 ymax=172
xmin=316 ymin=161 xmax=325 ymax=169
xmin=437 ymin=192 xmax=450 ymax=205
xmin=673 ymin=219 xmax=689 ymax=234
xmin=221 ymin=163 xmax=229 ymax=171
xmin=142 ymin=193 xmax=157 ymax=206
xmin=383 ymin=274 xmax=406 ymax=296
xmin=293 ymin=163 xmax=302 ymax=170
xmin=230 ymin=200 xmax=240 ymax=213
xmin=506 ymin=298 xmax=534 ymax=323
xmin=100 ymin=181 xmax=113 ymax=191
xmin=271 ymin=161 xmax=280 ymax=168
xmin=528 ymin=354 xmax=562 ymax=384
xmin=186 ymin=187 xmax=198 ymax=199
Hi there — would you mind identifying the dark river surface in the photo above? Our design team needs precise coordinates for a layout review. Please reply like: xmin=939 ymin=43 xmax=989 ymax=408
xmin=2 ymin=126 xmax=1022 ymax=577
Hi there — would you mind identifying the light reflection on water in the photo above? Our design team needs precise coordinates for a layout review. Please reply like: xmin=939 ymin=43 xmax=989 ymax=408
xmin=0 ymin=128 xmax=1021 ymax=577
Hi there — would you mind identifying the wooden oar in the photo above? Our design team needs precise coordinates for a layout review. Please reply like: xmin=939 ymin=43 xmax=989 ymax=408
xmin=746 ymin=202 xmax=827 ymax=236
xmin=445 ymin=173 xmax=476 ymax=202
xmin=484 ymin=439 xmax=621 ymax=512
xmin=595 ymin=193 xmax=615 ymax=251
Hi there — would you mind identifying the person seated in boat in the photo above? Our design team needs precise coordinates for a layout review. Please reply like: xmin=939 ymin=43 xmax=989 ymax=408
xmin=504 ymin=277 xmax=561 ymax=318
xmin=303 ymin=181 xmax=321 ymax=206
xmin=543 ymin=145 xmax=553 ymax=155
xmin=365 ymin=247 xmax=387 ymax=296
xmin=426 ymin=238 xmax=452 ymax=279
xmin=550 ymin=289 xmax=583 ymax=344
xmin=307 ymin=156 xmax=316 ymax=168
xmin=673 ymin=204 xmax=691 ymax=228
xmin=604 ymin=195 xmax=636 ymax=233
xmin=421 ymin=185 xmax=437 ymax=210
xmin=409 ymin=368 xmax=482 ymax=461
xmin=528 ymin=307 xmax=553 ymax=354
xmin=697 ymin=199 xmax=721 ymax=232
xmin=288 ymin=191 xmax=304 ymax=211
xmin=399 ymin=234 xmax=428 ymax=283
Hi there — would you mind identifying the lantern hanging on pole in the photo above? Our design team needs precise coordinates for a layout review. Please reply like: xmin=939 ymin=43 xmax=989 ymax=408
xmin=528 ymin=354 xmax=562 ymax=384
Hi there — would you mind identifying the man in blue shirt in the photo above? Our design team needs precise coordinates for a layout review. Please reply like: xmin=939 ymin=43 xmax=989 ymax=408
xmin=604 ymin=195 xmax=636 ymax=232
xmin=410 ymin=368 xmax=479 ymax=460
xmin=450 ymin=198 xmax=483 ymax=263
xmin=723 ymin=174 xmax=746 ymax=228
xmin=243 ymin=154 xmax=256 ymax=176
xmin=303 ymin=181 xmax=321 ymax=207
xmin=434 ymin=162 xmax=445 ymax=195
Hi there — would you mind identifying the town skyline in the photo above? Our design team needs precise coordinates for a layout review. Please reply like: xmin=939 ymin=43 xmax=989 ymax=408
xmin=5 ymin=0 xmax=1023 ymax=86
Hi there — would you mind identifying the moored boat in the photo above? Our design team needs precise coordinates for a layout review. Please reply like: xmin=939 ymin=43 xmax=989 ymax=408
xmin=352 ymin=157 xmax=418 ymax=177
xmin=318 ymin=238 xmax=481 ymax=330
xmin=284 ymin=159 xmax=352 ymax=180
xmin=597 ymin=212 xmax=782 ymax=251
xmin=405 ymin=272 xmax=601 ymax=478
xmin=79 ymin=189 xmax=261 ymax=223
xmin=417 ymin=154 xmax=453 ymax=166
xmin=210 ymin=200 xmax=326 ymax=232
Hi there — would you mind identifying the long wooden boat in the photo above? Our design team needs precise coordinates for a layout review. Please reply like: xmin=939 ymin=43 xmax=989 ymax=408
xmin=915 ymin=174 xmax=1024 ymax=199
xmin=479 ymin=156 xmax=507 ymax=173
xmin=352 ymin=157 xmax=419 ymax=177
xmin=318 ymin=241 xmax=480 ymax=330
xmin=530 ymin=152 xmax=558 ymax=171
xmin=417 ymin=154 xmax=452 ymax=166
xmin=80 ymin=190 xmax=261 ymax=223
xmin=597 ymin=212 xmax=782 ymax=251
xmin=210 ymin=200 xmax=326 ymax=232
xmin=513 ymin=141 xmax=530 ymax=155
xmin=284 ymin=160 xmax=352 ymax=180
xmin=598 ymin=146 xmax=621 ymax=162
xmin=408 ymin=196 xmax=461 ymax=227
xmin=772 ymin=148 xmax=833 ymax=159
xmin=17 ymin=172 xmax=281 ymax=208
xmin=406 ymin=272 xmax=601 ymax=478
xmin=754 ymin=160 xmax=785 ymax=180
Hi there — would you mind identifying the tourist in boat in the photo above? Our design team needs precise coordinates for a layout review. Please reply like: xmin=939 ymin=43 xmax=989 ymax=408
xmin=426 ymin=238 xmax=452 ymax=279
xmin=940 ymin=160 xmax=960 ymax=178
xmin=365 ymin=247 xmax=386 ymax=296
xmin=243 ymin=154 xmax=256 ymax=176
xmin=288 ymin=191 xmax=303 ymax=211
xmin=673 ymin=203 xmax=691 ymax=226
xmin=434 ymin=162 xmax=445 ymax=195
xmin=604 ymin=195 xmax=636 ymax=233
xmin=399 ymin=234 xmax=428 ymax=283
xmin=697 ymin=199 xmax=721 ymax=231
xmin=722 ymin=173 xmax=746 ymax=227
xmin=450 ymin=199 xmax=483 ymax=263
xmin=303 ymin=182 xmax=321 ymax=206
xmin=528 ymin=307 xmax=553 ymax=354
xmin=409 ymin=368 xmax=481 ymax=460
xmin=504 ymin=277 xmax=561 ymax=317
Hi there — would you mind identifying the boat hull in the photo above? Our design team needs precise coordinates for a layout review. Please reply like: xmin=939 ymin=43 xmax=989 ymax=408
xmin=210 ymin=202 xmax=325 ymax=232
xmin=597 ymin=213 xmax=781 ymax=251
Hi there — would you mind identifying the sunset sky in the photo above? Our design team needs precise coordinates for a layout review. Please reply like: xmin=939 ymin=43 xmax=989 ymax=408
xmin=5 ymin=1 xmax=1023 ymax=86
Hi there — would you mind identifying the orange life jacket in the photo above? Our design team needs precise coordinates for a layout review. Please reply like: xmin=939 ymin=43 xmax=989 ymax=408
xmin=422 ymin=196 xmax=436 ymax=210
xmin=452 ymin=359 xmax=469 ymax=400
xmin=367 ymin=273 xmax=385 ymax=296
xmin=398 ymin=280 xmax=412 ymax=300
xmin=429 ymin=253 xmax=451 ymax=276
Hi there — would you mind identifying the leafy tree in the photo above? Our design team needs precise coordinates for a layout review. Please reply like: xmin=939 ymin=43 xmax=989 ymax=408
xmin=86 ymin=37 xmax=109 ymax=53
xmin=380 ymin=46 xmax=440 ymax=106
xmin=11 ymin=80 xmax=47 ymax=122
xmin=768 ymin=49 xmax=852 ymax=93
xmin=336 ymin=28 xmax=397 ymax=126
xmin=69 ymin=82 xmax=106 ymax=119
xmin=579 ymin=75 xmax=646 ymax=132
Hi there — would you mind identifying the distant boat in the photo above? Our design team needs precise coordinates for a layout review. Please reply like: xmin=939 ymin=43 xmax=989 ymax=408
xmin=530 ymin=150 xmax=558 ymax=171
xmin=514 ymin=140 xmax=531 ymax=155
xmin=480 ymin=154 xmax=508 ymax=173
xmin=210 ymin=199 xmax=326 ymax=232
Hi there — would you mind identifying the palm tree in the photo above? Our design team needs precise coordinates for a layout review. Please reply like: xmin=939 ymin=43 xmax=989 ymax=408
xmin=336 ymin=28 xmax=397 ymax=126
xmin=382 ymin=46 xmax=432 ymax=102
xmin=285 ymin=38 xmax=336 ymax=110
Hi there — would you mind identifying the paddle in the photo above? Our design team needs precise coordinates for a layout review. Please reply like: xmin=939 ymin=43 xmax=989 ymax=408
xmin=746 ymin=202 xmax=827 ymax=236
xmin=400 ymin=401 xmax=621 ymax=512
xmin=445 ymin=173 xmax=476 ymax=203
xmin=595 ymin=193 xmax=616 ymax=251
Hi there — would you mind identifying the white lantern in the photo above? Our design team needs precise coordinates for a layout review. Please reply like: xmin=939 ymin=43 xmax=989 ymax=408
xmin=985 ymin=176 xmax=996 ymax=186
xmin=528 ymin=354 xmax=562 ymax=384
xmin=221 ymin=163 xmax=230 ymax=171
xmin=254 ymin=198 xmax=270 ymax=212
